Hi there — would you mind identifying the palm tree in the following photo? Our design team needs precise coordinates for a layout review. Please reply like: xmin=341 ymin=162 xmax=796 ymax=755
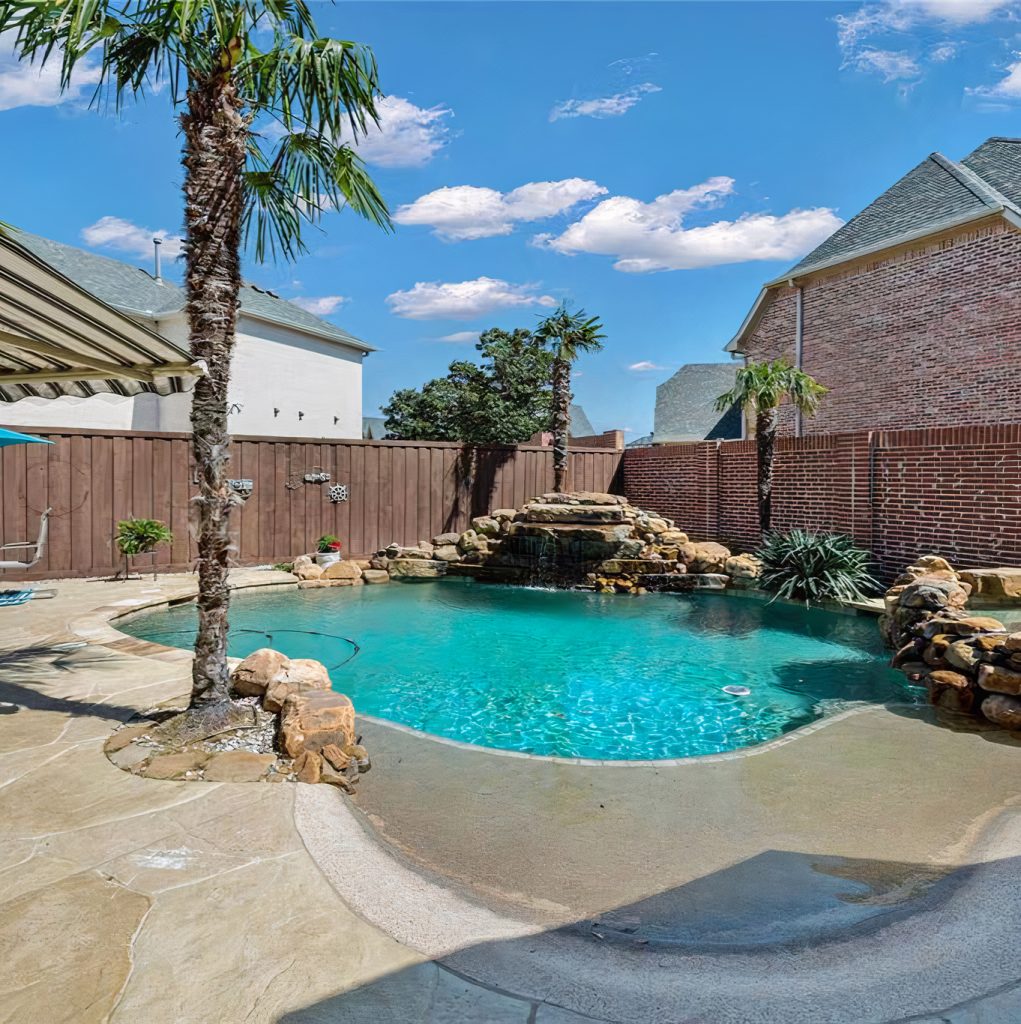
xmin=534 ymin=304 xmax=604 ymax=493
xmin=4 ymin=2 xmax=389 ymax=718
xmin=715 ymin=359 xmax=826 ymax=538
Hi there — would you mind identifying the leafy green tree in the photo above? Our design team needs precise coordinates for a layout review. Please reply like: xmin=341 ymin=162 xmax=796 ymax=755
xmin=533 ymin=304 xmax=604 ymax=492
xmin=3 ymin=2 xmax=390 ymax=716
xmin=383 ymin=329 xmax=554 ymax=444
xmin=715 ymin=359 xmax=827 ymax=537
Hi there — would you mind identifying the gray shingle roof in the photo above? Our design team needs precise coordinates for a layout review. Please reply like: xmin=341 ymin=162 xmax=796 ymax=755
xmin=961 ymin=137 xmax=1021 ymax=209
xmin=569 ymin=404 xmax=595 ymax=437
xmin=11 ymin=229 xmax=374 ymax=353
xmin=729 ymin=138 xmax=1021 ymax=354
xmin=785 ymin=141 xmax=1021 ymax=278
xmin=362 ymin=415 xmax=387 ymax=439
xmin=654 ymin=363 xmax=742 ymax=442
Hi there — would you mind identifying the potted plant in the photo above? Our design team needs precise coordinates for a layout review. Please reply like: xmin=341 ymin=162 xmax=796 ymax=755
xmin=315 ymin=534 xmax=343 ymax=568
xmin=115 ymin=518 xmax=173 ymax=580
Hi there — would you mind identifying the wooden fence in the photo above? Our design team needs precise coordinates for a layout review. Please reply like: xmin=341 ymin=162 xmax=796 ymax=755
xmin=0 ymin=428 xmax=623 ymax=580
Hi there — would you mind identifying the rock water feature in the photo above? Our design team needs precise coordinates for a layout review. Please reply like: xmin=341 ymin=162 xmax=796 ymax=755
xmin=883 ymin=556 xmax=1021 ymax=731
xmin=365 ymin=491 xmax=762 ymax=593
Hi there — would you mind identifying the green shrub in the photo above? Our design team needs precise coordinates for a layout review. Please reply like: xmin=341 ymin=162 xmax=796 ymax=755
xmin=756 ymin=530 xmax=878 ymax=605
xmin=316 ymin=534 xmax=342 ymax=554
xmin=115 ymin=518 xmax=173 ymax=579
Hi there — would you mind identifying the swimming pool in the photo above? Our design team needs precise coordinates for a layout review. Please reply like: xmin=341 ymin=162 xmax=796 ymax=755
xmin=121 ymin=581 xmax=919 ymax=760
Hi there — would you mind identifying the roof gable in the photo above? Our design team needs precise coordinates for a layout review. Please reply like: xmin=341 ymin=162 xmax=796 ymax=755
xmin=785 ymin=151 xmax=1015 ymax=279
xmin=10 ymin=229 xmax=373 ymax=353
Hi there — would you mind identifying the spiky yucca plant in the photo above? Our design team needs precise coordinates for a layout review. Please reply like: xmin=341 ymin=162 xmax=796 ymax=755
xmin=756 ymin=530 xmax=878 ymax=606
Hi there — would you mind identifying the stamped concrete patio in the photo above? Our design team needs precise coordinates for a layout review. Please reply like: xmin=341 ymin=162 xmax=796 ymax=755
xmin=2 ymin=569 xmax=1021 ymax=1023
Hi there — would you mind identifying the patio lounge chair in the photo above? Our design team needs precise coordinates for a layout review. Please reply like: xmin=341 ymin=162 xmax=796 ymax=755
xmin=0 ymin=508 xmax=56 ymax=601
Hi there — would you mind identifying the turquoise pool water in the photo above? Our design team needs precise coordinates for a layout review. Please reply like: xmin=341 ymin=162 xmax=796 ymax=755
xmin=122 ymin=581 xmax=919 ymax=760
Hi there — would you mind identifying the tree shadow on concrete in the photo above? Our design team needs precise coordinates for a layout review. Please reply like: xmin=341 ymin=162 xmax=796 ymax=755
xmin=0 ymin=641 xmax=147 ymax=722
xmin=274 ymin=846 xmax=1015 ymax=1023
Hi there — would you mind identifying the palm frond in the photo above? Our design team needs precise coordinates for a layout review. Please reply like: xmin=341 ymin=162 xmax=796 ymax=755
xmin=715 ymin=358 xmax=827 ymax=416
xmin=534 ymin=302 xmax=605 ymax=362
xmin=4 ymin=1 xmax=390 ymax=264
xmin=244 ymin=130 xmax=388 ymax=261
xmin=239 ymin=33 xmax=381 ymax=140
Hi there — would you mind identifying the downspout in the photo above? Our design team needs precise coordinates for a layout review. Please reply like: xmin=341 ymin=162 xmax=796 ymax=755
xmin=790 ymin=279 xmax=804 ymax=437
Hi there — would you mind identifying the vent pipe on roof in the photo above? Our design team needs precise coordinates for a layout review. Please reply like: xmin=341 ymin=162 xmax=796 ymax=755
xmin=153 ymin=237 xmax=162 ymax=283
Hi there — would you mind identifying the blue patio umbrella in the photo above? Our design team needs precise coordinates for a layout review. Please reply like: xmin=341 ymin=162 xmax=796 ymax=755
xmin=0 ymin=427 xmax=53 ymax=447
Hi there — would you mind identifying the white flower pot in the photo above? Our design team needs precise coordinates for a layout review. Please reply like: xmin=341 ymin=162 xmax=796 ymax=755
xmin=316 ymin=551 xmax=342 ymax=568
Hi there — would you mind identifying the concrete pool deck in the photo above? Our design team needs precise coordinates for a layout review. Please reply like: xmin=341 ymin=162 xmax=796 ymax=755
xmin=2 ymin=570 xmax=1021 ymax=1023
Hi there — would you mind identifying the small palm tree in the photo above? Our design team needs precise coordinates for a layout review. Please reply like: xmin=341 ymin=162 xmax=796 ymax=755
xmin=715 ymin=359 xmax=826 ymax=537
xmin=534 ymin=303 xmax=604 ymax=492
xmin=3 ymin=2 xmax=389 ymax=717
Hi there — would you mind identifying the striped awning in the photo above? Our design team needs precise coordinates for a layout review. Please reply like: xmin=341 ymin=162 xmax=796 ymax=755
xmin=0 ymin=230 xmax=201 ymax=402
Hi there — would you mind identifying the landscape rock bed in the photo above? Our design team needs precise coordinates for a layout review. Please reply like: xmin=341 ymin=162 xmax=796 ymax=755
xmin=883 ymin=556 xmax=1021 ymax=730
xmin=104 ymin=648 xmax=369 ymax=788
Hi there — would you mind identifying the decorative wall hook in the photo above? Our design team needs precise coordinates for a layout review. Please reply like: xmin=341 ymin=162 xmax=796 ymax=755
xmin=227 ymin=478 xmax=254 ymax=500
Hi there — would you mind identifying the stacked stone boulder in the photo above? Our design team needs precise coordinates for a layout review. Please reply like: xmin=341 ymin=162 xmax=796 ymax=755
xmin=105 ymin=648 xmax=369 ymax=788
xmin=228 ymin=648 xmax=370 ymax=790
xmin=883 ymin=556 xmax=1021 ymax=729
xmin=366 ymin=491 xmax=761 ymax=592
xmin=289 ymin=553 xmax=388 ymax=588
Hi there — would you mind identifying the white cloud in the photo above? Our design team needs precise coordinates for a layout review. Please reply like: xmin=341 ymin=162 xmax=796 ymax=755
xmin=393 ymin=178 xmax=607 ymax=241
xmin=628 ymin=361 xmax=666 ymax=372
xmin=0 ymin=33 xmax=101 ymax=111
xmin=342 ymin=95 xmax=452 ymax=168
xmin=386 ymin=278 xmax=557 ymax=320
xmin=968 ymin=54 xmax=1021 ymax=99
xmin=836 ymin=1 xmax=1015 ymax=87
xmin=81 ymin=216 xmax=185 ymax=260
xmin=907 ymin=0 xmax=1013 ymax=21
xmin=536 ymin=176 xmax=843 ymax=273
xmin=849 ymin=48 xmax=922 ymax=82
xmin=550 ymin=83 xmax=661 ymax=121
xmin=929 ymin=41 xmax=960 ymax=62
xmin=838 ymin=0 xmax=1011 ymax=46
xmin=436 ymin=331 xmax=481 ymax=343
xmin=290 ymin=295 xmax=347 ymax=315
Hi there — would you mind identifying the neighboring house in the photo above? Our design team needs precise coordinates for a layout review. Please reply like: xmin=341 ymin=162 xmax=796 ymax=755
xmin=727 ymin=137 xmax=1021 ymax=436
xmin=1 ymin=230 xmax=372 ymax=439
xmin=362 ymin=415 xmax=387 ymax=440
xmin=653 ymin=363 xmax=742 ymax=442
xmin=568 ymin=404 xmax=596 ymax=438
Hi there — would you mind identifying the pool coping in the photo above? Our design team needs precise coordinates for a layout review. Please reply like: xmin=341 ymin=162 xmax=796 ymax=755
xmin=90 ymin=571 xmax=919 ymax=769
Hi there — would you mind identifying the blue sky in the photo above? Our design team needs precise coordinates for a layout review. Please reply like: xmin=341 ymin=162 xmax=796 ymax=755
xmin=3 ymin=0 xmax=1021 ymax=436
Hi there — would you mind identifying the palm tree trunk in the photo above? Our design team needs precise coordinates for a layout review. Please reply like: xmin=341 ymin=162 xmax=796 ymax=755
xmin=551 ymin=356 xmax=570 ymax=493
xmin=756 ymin=407 xmax=777 ymax=538
xmin=181 ymin=70 xmax=247 ymax=707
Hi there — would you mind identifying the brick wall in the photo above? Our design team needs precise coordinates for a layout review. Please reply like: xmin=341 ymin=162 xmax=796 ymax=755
xmin=623 ymin=425 xmax=1021 ymax=580
xmin=742 ymin=219 xmax=1021 ymax=436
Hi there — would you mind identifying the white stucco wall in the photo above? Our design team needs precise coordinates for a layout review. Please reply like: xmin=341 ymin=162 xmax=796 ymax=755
xmin=0 ymin=311 xmax=365 ymax=438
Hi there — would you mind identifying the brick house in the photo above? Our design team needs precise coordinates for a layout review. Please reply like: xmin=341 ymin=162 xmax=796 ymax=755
xmin=726 ymin=137 xmax=1021 ymax=436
